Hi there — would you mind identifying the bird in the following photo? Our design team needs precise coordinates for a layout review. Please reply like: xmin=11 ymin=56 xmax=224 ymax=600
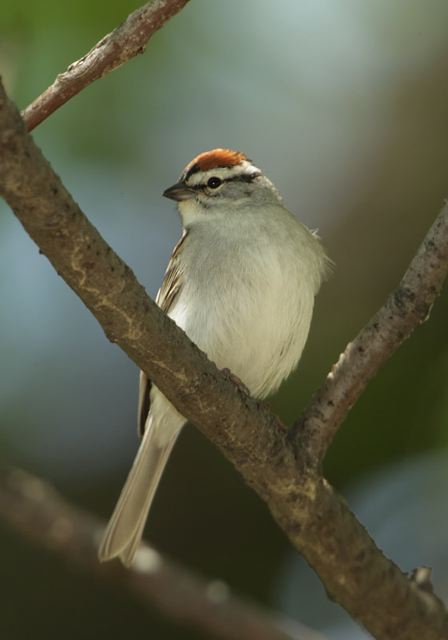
xmin=98 ymin=148 xmax=331 ymax=566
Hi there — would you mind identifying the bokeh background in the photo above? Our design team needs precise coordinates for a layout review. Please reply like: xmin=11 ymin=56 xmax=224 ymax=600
xmin=1 ymin=1 xmax=448 ymax=638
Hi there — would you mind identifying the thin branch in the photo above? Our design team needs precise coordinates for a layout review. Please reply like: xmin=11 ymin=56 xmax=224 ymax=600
xmin=1 ymin=80 xmax=448 ymax=640
xmin=0 ymin=468 xmax=323 ymax=640
xmin=21 ymin=0 xmax=190 ymax=131
xmin=290 ymin=201 xmax=448 ymax=462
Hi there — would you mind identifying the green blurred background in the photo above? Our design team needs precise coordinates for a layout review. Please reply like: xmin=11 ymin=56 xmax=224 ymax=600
xmin=1 ymin=1 xmax=447 ymax=638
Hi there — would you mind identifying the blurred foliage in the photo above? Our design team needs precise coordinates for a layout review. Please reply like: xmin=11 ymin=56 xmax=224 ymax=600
xmin=1 ymin=1 xmax=447 ymax=638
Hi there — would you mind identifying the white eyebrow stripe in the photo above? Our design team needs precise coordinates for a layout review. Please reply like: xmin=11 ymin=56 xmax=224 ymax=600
xmin=186 ymin=161 xmax=261 ymax=186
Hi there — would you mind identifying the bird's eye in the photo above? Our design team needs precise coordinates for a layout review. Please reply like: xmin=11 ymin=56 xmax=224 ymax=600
xmin=207 ymin=177 xmax=222 ymax=189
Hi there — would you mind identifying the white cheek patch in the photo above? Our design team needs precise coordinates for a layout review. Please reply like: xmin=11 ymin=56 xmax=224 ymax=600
xmin=186 ymin=161 xmax=260 ymax=187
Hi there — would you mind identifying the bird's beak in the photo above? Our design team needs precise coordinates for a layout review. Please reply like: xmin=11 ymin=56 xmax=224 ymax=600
xmin=163 ymin=182 xmax=195 ymax=202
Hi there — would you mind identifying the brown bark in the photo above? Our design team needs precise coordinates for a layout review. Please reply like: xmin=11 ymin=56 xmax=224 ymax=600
xmin=290 ymin=204 xmax=448 ymax=462
xmin=1 ymin=79 xmax=448 ymax=640
xmin=21 ymin=0 xmax=190 ymax=131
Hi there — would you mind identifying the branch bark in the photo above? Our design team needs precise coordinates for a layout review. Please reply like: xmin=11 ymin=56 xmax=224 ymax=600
xmin=0 ymin=468 xmax=324 ymax=640
xmin=290 ymin=202 xmax=448 ymax=462
xmin=21 ymin=0 xmax=190 ymax=131
xmin=1 ymin=79 xmax=448 ymax=640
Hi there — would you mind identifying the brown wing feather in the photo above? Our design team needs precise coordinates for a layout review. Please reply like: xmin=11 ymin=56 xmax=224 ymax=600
xmin=137 ymin=230 xmax=188 ymax=436
xmin=155 ymin=230 xmax=187 ymax=312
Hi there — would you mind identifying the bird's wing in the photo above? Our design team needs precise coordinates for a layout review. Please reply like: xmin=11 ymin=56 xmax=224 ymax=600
xmin=137 ymin=230 xmax=188 ymax=436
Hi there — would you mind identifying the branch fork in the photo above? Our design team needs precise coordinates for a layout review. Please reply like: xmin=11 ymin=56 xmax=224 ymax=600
xmin=1 ymin=3 xmax=448 ymax=637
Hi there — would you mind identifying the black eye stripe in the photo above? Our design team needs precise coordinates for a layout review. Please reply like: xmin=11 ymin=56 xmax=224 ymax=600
xmin=238 ymin=172 xmax=260 ymax=183
xmin=187 ymin=172 xmax=260 ymax=191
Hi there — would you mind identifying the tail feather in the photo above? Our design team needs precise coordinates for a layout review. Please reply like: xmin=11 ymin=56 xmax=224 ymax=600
xmin=98 ymin=415 xmax=181 ymax=566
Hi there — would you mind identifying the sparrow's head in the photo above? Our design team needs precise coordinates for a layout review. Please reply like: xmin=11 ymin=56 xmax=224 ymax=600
xmin=163 ymin=149 xmax=282 ymax=222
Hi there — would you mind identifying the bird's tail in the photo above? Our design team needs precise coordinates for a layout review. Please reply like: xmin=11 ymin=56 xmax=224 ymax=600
xmin=98 ymin=412 xmax=182 ymax=567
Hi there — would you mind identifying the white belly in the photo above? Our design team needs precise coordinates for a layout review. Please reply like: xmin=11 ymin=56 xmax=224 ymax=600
xmin=168 ymin=211 xmax=317 ymax=399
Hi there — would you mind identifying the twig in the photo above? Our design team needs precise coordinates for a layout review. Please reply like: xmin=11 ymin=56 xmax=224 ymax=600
xmin=0 ymin=467 xmax=323 ymax=640
xmin=1 ymin=79 xmax=448 ymax=640
xmin=290 ymin=201 xmax=448 ymax=462
xmin=21 ymin=0 xmax=190 ymax=131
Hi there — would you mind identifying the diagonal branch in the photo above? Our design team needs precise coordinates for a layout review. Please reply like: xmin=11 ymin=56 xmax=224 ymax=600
xmin=290 ymin=201 xmax=448 ymax=462
xmin=21 ymin=0 xmax=190 ymax=132
xmin=0 ymin=467 xmax=325 ymax=640
xmin=1 ymin=79 xmax=448 ymax=640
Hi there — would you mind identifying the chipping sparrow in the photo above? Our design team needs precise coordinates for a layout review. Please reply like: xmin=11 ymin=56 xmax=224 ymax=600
xmin=99 ymin=149 xmax=330 ymax=566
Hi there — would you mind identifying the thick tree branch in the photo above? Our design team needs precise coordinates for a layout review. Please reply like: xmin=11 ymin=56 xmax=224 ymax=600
xmin=21 ymin=0 xmax=190 ymax=131
xmin=0 ymin=468 xmax=323 ymax=640
xmin=290 ymin=202 xmax=448 ymax=462
xmin=1 ymin=80 xmax=448 ymax=640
